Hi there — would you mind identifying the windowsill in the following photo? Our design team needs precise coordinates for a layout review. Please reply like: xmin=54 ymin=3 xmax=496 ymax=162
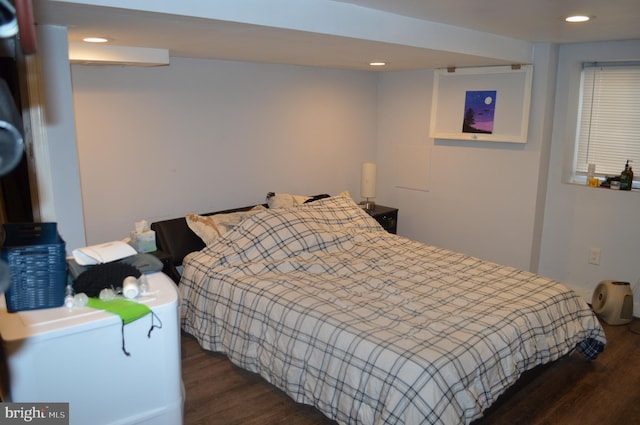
xmin=570 ymin=176 xmax=639 ymax=191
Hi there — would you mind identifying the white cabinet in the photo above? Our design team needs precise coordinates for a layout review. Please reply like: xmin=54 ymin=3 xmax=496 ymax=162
xmin=0 ymin=272 xmax=183 ymax=425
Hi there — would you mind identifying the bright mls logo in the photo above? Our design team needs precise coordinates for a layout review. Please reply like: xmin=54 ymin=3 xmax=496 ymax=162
xmin=1 ymin=403 xmax=69 ymax=424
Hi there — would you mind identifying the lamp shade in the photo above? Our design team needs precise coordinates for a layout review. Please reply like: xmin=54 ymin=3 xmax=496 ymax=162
xmin=360 ymin=162 xmax=377 ymax=199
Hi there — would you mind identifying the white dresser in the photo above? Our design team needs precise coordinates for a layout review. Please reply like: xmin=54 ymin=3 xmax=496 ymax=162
xmin=0 ymin=272 xmax=183 ymax=425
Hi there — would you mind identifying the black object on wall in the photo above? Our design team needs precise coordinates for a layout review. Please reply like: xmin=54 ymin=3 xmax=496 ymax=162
xmin=0 ymin=76 xmax=23 ymax=176
xmin=0 ymin=55 xmax=32 ymax=223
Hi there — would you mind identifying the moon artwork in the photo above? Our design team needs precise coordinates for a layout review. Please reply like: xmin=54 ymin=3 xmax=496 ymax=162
xmin=462 ymin=90 xmax=496 ymax=134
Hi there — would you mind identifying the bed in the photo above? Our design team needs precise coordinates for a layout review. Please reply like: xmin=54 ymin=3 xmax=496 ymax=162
xmin=152 ymin=193 xmax=606 ymax=425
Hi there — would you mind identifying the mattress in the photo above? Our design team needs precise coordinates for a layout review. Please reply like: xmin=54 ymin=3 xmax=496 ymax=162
xmin=180 ymin=194 xmax=606 ymax=425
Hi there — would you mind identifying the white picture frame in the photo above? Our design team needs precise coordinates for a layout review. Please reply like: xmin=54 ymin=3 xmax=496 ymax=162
xmin=429 ymin=65 xmax=533 ymax=143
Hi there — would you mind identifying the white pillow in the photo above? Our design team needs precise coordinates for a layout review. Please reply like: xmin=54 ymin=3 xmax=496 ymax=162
xmin=332 ymin=190 xmax=351 ymax=200
xmin=186 ymin=205 xmax=266 ymax=246
xmin=267 ymin=191 xmax=353 ymax=209
xmin=266 ymin=193 xmax=311 ymax=209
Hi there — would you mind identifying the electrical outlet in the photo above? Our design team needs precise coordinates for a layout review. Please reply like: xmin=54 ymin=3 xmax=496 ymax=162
xmin=589 ymin=247 xmax=601 ymax=265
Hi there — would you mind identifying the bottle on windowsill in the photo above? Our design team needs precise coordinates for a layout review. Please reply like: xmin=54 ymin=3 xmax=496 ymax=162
xmin=620 ymin=160 xmax=631 ymax=191
xmin=587 ymin=163 xmax=599 ymax=187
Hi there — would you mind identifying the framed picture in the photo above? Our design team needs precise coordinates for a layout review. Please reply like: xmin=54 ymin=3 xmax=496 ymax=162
xmin=429 ymin=65 xmax=533 ymax=143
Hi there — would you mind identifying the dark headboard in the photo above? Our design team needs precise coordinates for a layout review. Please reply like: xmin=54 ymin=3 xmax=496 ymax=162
xmin=151 ymin=204 xmax=265 ymax=283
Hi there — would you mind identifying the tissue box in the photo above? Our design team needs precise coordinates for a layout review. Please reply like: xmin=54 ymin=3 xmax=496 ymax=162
xmin=130 ymin=230 xmax=157 ymax=253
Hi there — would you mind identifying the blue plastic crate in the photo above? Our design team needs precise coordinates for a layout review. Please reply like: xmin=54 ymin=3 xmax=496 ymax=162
xmin=2 ymin=223 xmax=66 ymax=312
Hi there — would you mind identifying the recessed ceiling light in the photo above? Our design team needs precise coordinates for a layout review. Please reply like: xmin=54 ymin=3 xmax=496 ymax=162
xmin=369 ymin=62 xmax=386 ymax=67
xmin=83 ymin=37 xmax=109 ymax=43
xmin=565 ymin=15 xmax=591 ymax=23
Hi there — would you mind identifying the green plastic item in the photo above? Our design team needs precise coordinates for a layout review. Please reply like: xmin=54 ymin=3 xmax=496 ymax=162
xmin=86 ymin=297 xmax=157 ymax=356
xmin=87 ymin=298 xmax=151 ymax=324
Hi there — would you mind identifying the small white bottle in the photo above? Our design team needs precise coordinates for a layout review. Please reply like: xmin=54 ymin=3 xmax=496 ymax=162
xmin=64 ymin=285 xmax=75 ymax=309
xmin=122 ymin=276 xmax=140 ymax=299
xmin=587 ymin=163 xmax=597 ymax=187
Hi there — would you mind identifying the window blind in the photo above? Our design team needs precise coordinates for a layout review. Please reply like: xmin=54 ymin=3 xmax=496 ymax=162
xmin=575 ymin=64 xmax=640 ymax=177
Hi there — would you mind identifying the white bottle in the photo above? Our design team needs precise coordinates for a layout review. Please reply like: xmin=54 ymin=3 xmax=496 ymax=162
xmin=122 ymin=276 xmax=140 ymax=299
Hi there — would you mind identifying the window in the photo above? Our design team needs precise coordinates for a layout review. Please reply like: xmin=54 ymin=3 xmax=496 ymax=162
xmin=574 ymin=63 xmax=640 ymax=179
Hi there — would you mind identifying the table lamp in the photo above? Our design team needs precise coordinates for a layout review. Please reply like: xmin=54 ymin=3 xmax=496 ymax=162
xmin=360 ymin=162 xmax=377 ymax=210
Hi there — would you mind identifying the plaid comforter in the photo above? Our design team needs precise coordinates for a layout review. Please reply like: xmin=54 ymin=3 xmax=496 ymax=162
xmin=180 ymin=194 xmax=606 ymax=425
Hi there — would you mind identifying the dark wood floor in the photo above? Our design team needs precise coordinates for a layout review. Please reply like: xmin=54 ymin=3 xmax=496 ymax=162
xmin=182 ymin=319 xmax=640 ymax=425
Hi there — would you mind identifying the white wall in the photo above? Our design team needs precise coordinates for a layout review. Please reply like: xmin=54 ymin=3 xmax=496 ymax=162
xmin=71 ymin=53 xmax=551 ymax=270
xmin=71 ymin=58 xmax=377 ymax=244
xmin=374 ymin=45 xmax=557 ymax=271
xmin=538 ymin=40 xmax=640 ymax=308
xmin=27 ymin=26 xmax=86 ymax=251
xmin=40 ymin=22 xmax=640 ymax=314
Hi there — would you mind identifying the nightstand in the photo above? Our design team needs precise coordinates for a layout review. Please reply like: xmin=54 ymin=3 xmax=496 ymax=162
xmin=366 ymin=205 xmax=398 ymax=234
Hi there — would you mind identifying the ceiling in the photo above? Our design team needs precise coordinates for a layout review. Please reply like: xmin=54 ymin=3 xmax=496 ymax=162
xmin=31 ymin=0 xmax=640 ymax=71
xmin=333 ymin=0 xmax=640 ymax=44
